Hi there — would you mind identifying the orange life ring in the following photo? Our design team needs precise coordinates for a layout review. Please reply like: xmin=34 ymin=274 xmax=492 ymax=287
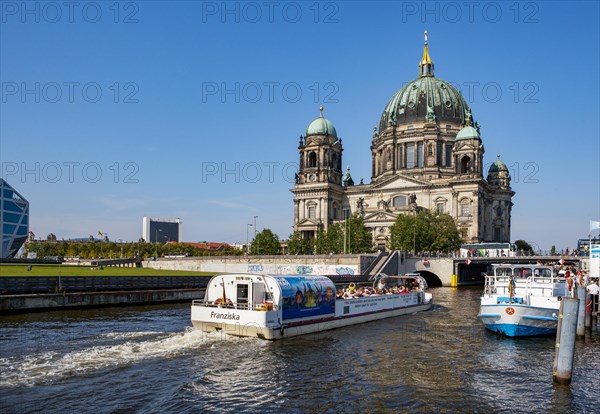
xmin=506 ymin=307 xmax=515 ymax=315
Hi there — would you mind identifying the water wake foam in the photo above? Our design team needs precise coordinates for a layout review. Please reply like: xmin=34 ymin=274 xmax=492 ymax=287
xmin=0 ymin=328 xmax=224 ymax=388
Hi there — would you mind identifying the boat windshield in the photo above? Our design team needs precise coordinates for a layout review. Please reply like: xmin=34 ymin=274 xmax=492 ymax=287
xmin=494 ymin=266 xmax=554 ymax=278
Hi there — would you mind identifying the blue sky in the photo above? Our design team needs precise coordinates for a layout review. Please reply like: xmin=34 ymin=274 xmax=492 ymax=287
xmin=1 ymin=1 xmax=599 ymax=251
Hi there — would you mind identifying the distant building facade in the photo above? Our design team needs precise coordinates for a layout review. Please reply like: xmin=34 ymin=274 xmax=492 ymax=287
xmin=291 ymin=33 xmax=514 ymax=250
xmin=1 ymin=179 xmax=29 ymax=258
xmin=142 ymin=217 xmax=182 ymax=243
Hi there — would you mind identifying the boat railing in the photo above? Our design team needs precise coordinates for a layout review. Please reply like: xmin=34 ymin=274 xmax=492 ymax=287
xmin=483 ymin=275 xmax=496 ymax=295
xmin=192 ymin=300 xmax=279 ymax=311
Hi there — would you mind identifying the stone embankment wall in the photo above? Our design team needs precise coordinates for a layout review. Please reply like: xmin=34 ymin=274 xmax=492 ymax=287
xmin=1 ymin=289 xmax=204 ymax=312
xmin=143 ymin=254 xmax=370 ymax=276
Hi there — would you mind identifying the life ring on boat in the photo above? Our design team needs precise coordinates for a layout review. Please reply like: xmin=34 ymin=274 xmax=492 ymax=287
xmin=506 ymin=307 xmax=515 ymax=316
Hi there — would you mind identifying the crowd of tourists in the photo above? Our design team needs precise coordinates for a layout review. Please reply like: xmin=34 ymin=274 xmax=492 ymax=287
xmin=336 ymin=279 xmax=421 ymax=299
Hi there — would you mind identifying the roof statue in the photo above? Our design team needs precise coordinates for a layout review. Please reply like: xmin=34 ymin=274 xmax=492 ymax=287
xmin=464 ymin=109 xmax=473 ymax=127
xmin=343 ymin=167 xmax=354 ymax=186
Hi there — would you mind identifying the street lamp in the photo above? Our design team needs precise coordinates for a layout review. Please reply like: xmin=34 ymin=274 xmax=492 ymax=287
xmin=99 ymin=232 xmax=107 ymax=258
xmin=411 ymin=205 xmax=417 ymax=255
xmin=155 ymin=229 xmax=162 ymax=258
xmin=246 ymin=224 xmax=253 ymax=255
xmin=253 ymin=215 xmax=259 ymax=254
xmin=529 ymin=241 xmax=540 ymax=256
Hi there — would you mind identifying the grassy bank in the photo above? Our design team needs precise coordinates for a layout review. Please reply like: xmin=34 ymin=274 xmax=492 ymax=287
xmin=0 ymin=264 xmax=216 ymax=277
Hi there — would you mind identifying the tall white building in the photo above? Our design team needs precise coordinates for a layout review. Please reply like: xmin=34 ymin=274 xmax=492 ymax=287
xmin=291 ymin=33 xmax=514 ymax=251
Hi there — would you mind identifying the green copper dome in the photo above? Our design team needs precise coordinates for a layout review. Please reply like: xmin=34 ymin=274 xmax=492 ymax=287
xmin=379 ymin=76 xmax=470 ymax=132
xmin=306 ymin=114 xmax=337 ymax=138
xmin=489 ymin=158 xmax=508 ymax=173
xmin=456 ymin=125 xmax=480 ymax=141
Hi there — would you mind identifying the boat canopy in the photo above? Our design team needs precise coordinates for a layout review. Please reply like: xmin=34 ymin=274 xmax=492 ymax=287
xmin=203 ymin=274 xmax=337 ymax=322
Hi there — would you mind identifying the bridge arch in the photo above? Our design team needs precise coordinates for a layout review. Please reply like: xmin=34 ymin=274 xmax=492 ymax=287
xmin=416 ymin=270 xmax=443 ymax=287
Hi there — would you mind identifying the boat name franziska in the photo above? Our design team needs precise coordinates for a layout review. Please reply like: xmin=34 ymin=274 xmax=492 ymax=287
xmin=209 ymin=311 xmax=240 ymax=321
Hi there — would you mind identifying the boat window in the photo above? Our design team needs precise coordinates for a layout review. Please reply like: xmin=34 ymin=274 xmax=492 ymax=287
xmin=533 ymin=268 xmax=552 ymax=277
xmin=237 ymin=284 xmax=249 ymax=304
xmin=496 ymin=267 xmax=512 ymax=276
xmin=515 ymin=268 xmax=532 ymax=278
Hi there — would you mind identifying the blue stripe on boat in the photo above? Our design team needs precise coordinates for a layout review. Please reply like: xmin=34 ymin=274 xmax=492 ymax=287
xmin=478 ymin=313 xmax=501 ymax=318
xmin=521 ymin=315 xmax=557 ymax=321
xmin=484 ymin=323 xmax=556 ymax=337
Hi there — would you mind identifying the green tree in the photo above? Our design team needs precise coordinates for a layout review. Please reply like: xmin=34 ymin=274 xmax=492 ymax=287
xmin=550 ymin=245 xmax=557 ymax=256
xmin=287 ymin=231 xmax=312 ymax=255
xmin=514 ymin=240 xmax=534 ymax=254
xmin=390 ymin=210 xmax=461 ymax=253
xmin=314 ymin=229 xmax=328 ymax=255
xmin=251 ymin=229 xmax=281 ymax=255
xmin=337 ymin=214 xmax=373 ymax=254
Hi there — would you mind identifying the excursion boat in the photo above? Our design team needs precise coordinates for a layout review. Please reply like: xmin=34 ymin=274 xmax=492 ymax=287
xmin=478 ymin=264 xmax=569 ymax=337
xmin=191 ymin=273 xmax=433 ymax=340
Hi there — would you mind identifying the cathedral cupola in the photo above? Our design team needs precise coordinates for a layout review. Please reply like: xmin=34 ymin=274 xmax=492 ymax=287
xmin=296 ymin=107 xmax=343 ymax=185
xmin=487 ymin=154 xmax=511 ymax=189
xmin=306 ymin=106 xmax=337 ymax=138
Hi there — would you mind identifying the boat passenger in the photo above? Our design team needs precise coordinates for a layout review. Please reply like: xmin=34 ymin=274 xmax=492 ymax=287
xmin=411 ymin=279 xmax=420 ymax=290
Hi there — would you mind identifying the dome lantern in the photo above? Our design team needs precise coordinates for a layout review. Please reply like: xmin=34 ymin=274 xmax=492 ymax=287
xmin=418 ymin=30 xmax=434 ymax=77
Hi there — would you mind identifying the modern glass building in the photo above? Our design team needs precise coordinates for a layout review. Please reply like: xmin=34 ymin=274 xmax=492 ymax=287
xmin=142 ymin=217 xmax=182 ymax=243
xmin=1 ymin=179 xmax=29 ymax=259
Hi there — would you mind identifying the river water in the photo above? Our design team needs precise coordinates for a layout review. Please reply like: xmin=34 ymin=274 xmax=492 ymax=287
xmin=1 ymin=287 xmax=598 ymax=413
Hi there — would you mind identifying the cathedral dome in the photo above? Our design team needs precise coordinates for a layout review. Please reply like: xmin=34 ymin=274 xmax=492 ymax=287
xmin=378 ymin=32 xmax=470 ymax=133
xmin=456 ymin=125 xmax=480 ymax=141
xmin=489 ymin=157 xmax=508 ymax=173
xmin=379 ymin=75 xmax=470 ymax=132
xmin=306 ymin=107 xmax=337 ymax=138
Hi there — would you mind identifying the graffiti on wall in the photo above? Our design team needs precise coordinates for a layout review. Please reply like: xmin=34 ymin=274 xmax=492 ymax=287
xmin=276 ymin=265 xmax=357 ymax=276
xmin=247 ymin=264 xmax=264 ymax=273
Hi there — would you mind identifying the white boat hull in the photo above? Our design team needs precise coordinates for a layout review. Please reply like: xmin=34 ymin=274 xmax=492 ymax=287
xmin=192 ymin=302 xmax=432 ymax=340
xmin=479 ymin=303 xmax=559 ymax=337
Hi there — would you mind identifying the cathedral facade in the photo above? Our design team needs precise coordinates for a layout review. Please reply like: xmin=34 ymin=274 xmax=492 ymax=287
xmin=291 ymin=33 xmax=514 ymax=251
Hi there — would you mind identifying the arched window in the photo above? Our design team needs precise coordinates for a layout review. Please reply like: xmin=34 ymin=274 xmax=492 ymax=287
xmin=308 ymin=152 xmax=317 ymax=168
xmin=393 ymin=196 xmax=407 ymax=207
xmin=461 ymin=200 xmax=470 ymax=217
xmin=428 ymin=143 xmax=433 ymax=156
xmin=332 ymin=153 xmax=338 ymax=170
xmin=460 ymin=156 xmax=471 ymax=173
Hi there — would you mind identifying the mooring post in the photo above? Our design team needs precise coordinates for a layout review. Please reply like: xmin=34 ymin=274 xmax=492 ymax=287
xmin=576 ymin=286 xmax=586 ymax=336
xmin=553 ymin=298 xmax=579 ymax=384
xmin=585 ymin=292 xmax=592 ymax=329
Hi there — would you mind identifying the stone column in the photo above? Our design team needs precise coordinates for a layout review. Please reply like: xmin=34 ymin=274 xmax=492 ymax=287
xmin=294 ymin=200 xmax=299 ymax=224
